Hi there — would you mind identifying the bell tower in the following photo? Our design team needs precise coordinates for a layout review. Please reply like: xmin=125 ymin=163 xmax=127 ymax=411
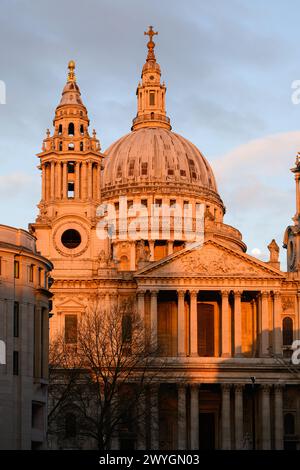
xmin=30 ymin=61 xmax=105 ymax=286
xmin=283 ymin=153 xmax=300 ymax=272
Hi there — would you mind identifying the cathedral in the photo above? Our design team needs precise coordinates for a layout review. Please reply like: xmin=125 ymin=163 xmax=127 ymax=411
xmin=29 ymin=27 xmax=300 ymax=450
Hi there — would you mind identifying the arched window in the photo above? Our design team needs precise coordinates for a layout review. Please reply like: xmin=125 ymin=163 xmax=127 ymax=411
xmin=151 ymin=112 xmax=154 ymax=120
xmin=59 ymin=141 xmax=63 ymax=151
xmin=283 ymin=317 xmax=293 ymax=346
xmin=65 ymin=412 xmax=77 ymax=438
xmin=284 ymin=413 xmax=295 ymax=435
xmin=68 ymin=142 xmax=75 ymax=151
xmin=58 ymin=124 xmax=62 ymax=135
xmin=80 ymin=124 xmax=84 ymax=135
xmin=80 ymin=142 xmax=84 ymax=151
xmin=68 ymin=122 xmax=75 ymax=136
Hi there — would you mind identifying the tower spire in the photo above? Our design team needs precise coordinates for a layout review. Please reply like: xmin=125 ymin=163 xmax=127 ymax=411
xmin=132 ymin=26 xmax=171 ymax=131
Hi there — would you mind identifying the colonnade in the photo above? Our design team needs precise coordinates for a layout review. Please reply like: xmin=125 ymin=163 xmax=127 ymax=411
xmin=136 ymin=289 xmax=283 ymax=358
xmin=41 ymin=160 xmax=101 ymax=201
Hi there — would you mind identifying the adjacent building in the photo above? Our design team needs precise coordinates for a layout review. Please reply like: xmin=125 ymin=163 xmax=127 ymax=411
xmin=0 ymin=224 xmax=52 ymax=449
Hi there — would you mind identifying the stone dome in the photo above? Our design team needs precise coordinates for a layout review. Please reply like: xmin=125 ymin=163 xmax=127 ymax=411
xmin=102 ymin=127 xmax=220 ymax=198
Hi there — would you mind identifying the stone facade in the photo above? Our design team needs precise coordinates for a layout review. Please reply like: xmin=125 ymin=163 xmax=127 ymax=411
xmin=31 ymin=28 xmax=300 ymax=450
xmin=0 ymin=224 xmax=52 ymax=449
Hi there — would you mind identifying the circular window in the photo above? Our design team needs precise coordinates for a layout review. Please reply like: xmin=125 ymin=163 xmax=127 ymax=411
xmin=61 ymin=229 xmax=81 ymax=249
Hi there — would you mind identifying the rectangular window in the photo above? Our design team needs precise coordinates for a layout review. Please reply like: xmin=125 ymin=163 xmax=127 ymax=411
xmin=29 ymin=264 xmax=34 ymax=283
xmin=155 ymin=198 xmax=162 ymax=207
xmin=128 ymin=159 xmax=135 ymax=177
xmin=68 ymin=182 xmax=75 ymax=198
xmin=38 ymin=268 xmax=43 ymax=287
xmin=170 ymin=199 xmax=176 ymax=208
xmin=141 ymin=199 xmax=148 ymax=208
xmin=13 ymin=351 xmax=19 ymax=375
xmin=127 ymin=200 xmax=133 ymax=209
xmin=114 ymin=202 xmax=119 ymax=211
xmin=14 ymin=260 xmax=19 ymax=279
xmin=65 ymin=315 xmax=78 ymax=344
xmin=141 ymin=162 xmax=148 ymax=176
xmin=149 ymin=91 xmax=155 ymax=106
xmin=67 ymin=162 xmax=75 ymax=173
xmin=13 ymin=302 xmax=19 ymax=338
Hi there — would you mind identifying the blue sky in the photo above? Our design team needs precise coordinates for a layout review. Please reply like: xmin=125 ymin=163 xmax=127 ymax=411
xmin=0 ymin=0 xmax=300 ymax=267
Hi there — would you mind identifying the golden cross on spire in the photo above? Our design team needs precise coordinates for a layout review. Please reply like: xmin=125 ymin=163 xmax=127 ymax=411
xmin=67 ymin=60 xmax=76 ymax=82
xmin=144 ymin=25 xmax=158 ymax=43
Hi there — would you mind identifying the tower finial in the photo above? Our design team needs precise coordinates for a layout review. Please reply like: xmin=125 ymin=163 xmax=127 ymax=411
xmin=144 ymin=26 xmax=158 ymax=62
xmin=67 ymin=60 xmax=76 ymax=82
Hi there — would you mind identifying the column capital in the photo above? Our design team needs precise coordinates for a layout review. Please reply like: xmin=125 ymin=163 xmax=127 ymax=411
xmin=190 ymin=382 xmax=200 ymax=390
xmin=234 ymin=383 xmax=245 ymax=392
xmin=190 ymin=289 xmax=198 ymax=297
xmin=221 ymin=289 xmax=230 ymax=297
xmin=177 ymin=382 xmax=187 ymax=391
xmin=261 ymin=383 xmax=272 ymax=393
xmin=177 ymin=289 xmax=186 ymax=298
xmin=137 ymin=289 xmax=146 ymax=298
xmin=150 ymin=289 xmax=159 ymax=297
xmin=273 ymin=291 xmax=281 ymax=299
xmin=261 ymin=290 xmax=270 ymax=298
xmin=221 ymin=383 xmax=231 ymax=392
xmin=234 ymin=290 xmax=242 ymax=298
xmin=274 ymin=383 xmax=285 ymax=393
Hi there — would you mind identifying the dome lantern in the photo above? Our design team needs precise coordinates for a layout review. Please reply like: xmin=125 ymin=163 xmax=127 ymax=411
xmin=132 ymin=26 xmax=171 ymax=131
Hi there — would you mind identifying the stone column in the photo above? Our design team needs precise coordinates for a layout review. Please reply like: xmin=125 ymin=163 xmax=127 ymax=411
xmin=137 ymin=290 xmax=145 ymax=343
xmin=62 ymin=162 xmax=67 ymax=199
xmin=149 ymin=241 xmax=155 ymax=261
xmin=190 ymin=384 xmax=199 ymax=450
xmin=56 ymin=161 xmax=62 ymax=199
xmin=81 ymin=161 xmax=87 ymax=199
xmin=87 ymin=161 xmax=93 ymax=199
xmin=137 ymin=391 xmax=146 ymax=450
xmin=234 ymin=291 xmax=242 ymax=357
xmin=261 ymin=384 xmax=271 ymax=450
xmin=274 ymin=384 xmax=284 ymax=450
xmin=50 ymin=161 xmax=55 ymax=200
xmin=178 ymin=384 xmax=187 ymax=450
xmin=260 ymin=292 xmax=270 ymax=356
xmin=167 ymin=241 xmax=173 ymax=256
xmin=234 ymin=384 xmax=244 ymax=449
xmin=75 ymin=161 xmax=80 ymax=199
xmin=150 ymin=290 xmax=158 ymax=350
xmin=177 ymin=290 xmax=186 ymax=356
xmin=190 ymin=290 xmax=198 ymax=356
xmin=130 ymin=242 xmax=136 ymax=271
xmin=221 ymin=384 xmax=231 ymax=449
xmin=221 ymin=291 xmax=231 ymax=357
xmin=297 ymin=292 xmax=300 ymax=341
xmin=41 ymin=164 xmax=46 ymax=200
xmin=97 ymin=163 xmax=101 ymax=201
xmin=273 ymin=292 xmax=282 ymax=355
xmin=151 ymin=384 xmax=159 ymax=450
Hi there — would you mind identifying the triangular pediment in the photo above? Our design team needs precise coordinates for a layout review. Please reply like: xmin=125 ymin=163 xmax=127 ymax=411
xmin=135 ymin=240 xmax=284 ymax=279
xmin=55 ymin=297 xmax=85 ymax=310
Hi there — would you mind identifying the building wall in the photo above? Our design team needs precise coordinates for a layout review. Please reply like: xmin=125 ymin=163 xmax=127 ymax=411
xmin=0 ymin=224 xmax=52 ymax=449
